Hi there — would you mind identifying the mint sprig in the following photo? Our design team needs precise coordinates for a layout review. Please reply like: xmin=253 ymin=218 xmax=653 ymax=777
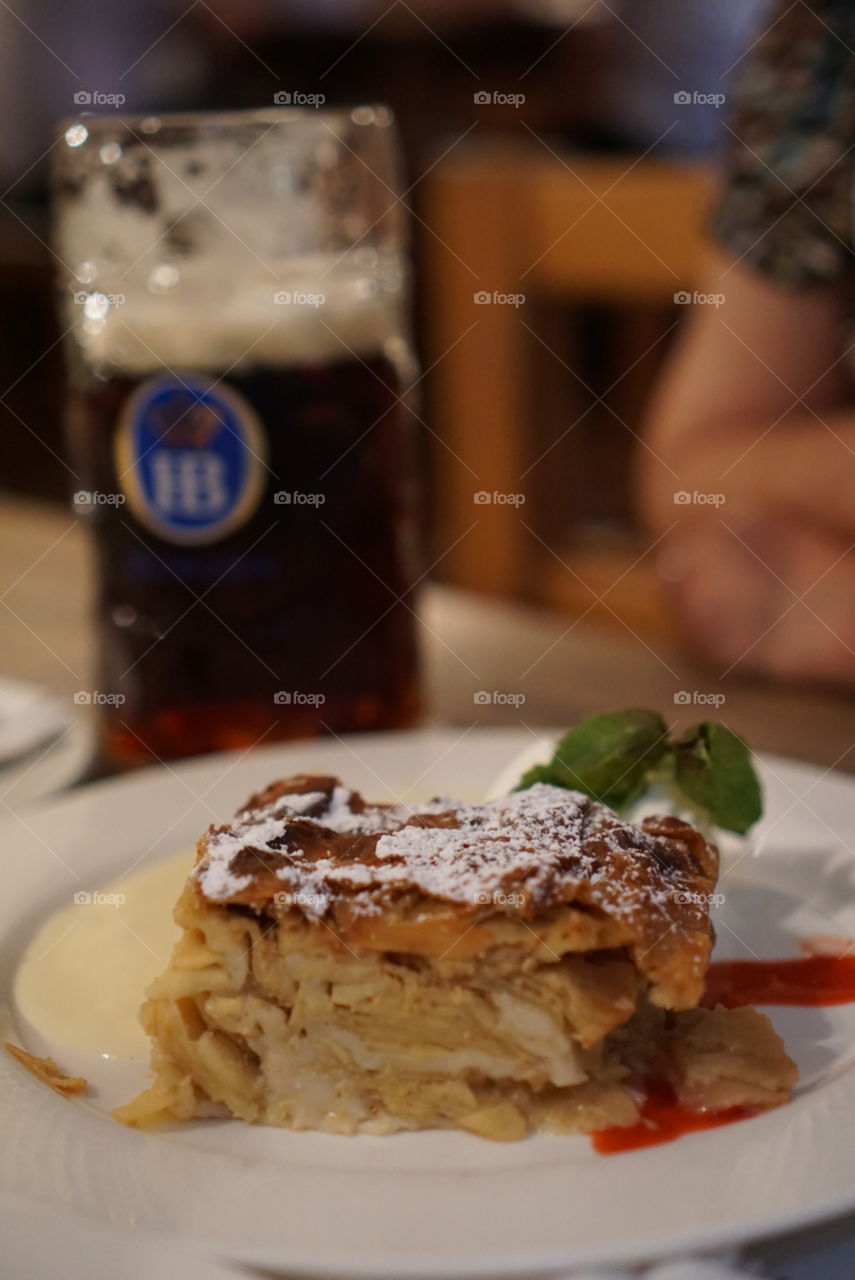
xmin=673 ymin=722 xmax=762 ymax=835
xmin=516 ymin=708 xmax=763 ymax=834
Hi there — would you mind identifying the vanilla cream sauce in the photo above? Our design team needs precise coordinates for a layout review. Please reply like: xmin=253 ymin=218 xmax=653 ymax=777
xmin=13 ymin=851 xmax=190 ymax=1061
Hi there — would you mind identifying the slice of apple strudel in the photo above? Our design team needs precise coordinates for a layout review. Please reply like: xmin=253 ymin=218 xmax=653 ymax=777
xmin=116 ymin=775 xmax=797 ymax=1140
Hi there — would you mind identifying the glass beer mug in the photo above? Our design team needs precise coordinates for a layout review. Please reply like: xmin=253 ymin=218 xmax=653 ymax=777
xmin=53 ymin=106 xmax=421 ymax=769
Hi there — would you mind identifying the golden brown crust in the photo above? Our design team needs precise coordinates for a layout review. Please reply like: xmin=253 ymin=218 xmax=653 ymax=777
xmin=192 ymin=775 xmax=720 ymax=1009
xmin=667 ymin=1005 xmax=799 ymax=1111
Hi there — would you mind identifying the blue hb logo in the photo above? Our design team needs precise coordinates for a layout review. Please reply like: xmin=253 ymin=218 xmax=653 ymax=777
xmin=116 ymin=374 xmax=267 ymax=544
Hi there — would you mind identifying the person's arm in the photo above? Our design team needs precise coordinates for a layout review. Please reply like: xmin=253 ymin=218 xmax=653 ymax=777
xmin=637 ymin=0 xmax=855 ymax=683
xmin=638 ymin=246 xmax=855 ymax=682
xmin=641 ymin=245 xmax=854 ymax=537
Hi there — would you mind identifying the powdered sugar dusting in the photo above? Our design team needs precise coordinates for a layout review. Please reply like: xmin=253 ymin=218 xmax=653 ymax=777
xmin=194 ymin=779 xmax=708 ymax=934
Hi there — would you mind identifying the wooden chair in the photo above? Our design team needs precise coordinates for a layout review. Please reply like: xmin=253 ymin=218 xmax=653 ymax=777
xmin=419 ymin=139 xmax=715 ymax=635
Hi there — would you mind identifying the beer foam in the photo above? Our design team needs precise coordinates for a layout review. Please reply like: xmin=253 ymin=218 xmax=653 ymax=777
xmin=55 ymin=117 xmax=410 ymax=372
xmin=64 ymin=266 xmax=408 ymax=373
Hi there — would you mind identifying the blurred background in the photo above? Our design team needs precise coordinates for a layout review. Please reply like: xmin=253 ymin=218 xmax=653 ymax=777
xmin=0 ymin=0 xmax=763 ymax=598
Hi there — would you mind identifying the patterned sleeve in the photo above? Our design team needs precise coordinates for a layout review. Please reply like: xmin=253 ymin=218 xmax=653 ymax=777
xmin=711 ymin=0 xmax=855 ymax=288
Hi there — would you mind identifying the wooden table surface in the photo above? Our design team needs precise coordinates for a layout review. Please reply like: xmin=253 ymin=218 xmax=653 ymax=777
xmin=1 ymin=494 xmax=854 ymax=776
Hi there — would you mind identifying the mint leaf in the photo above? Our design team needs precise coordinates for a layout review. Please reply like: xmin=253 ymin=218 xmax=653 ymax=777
xmin=673 ymin=722 xmax=762 ymax=834
xmin=515 ymin=709 xmax=764 ymax=834
xmin=520 ymin=708 xmax=669 ymax=810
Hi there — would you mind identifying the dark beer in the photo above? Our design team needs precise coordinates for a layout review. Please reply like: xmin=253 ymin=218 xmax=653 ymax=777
xmin=69 ymin=352 xmax=421 ymax=767
xmin=56 ymin=106 xmax=422 ymax=769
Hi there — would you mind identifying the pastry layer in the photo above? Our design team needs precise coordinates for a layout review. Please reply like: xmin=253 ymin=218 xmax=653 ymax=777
xmin=193 ymin=775 xmax=721 ymax=1009
xmin=116 ymin=877 xmax=797 ymax=1139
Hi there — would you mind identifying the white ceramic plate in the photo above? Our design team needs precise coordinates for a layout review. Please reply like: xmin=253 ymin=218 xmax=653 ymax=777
xmin=2 ymin=727 xmax=855 ymax=1279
